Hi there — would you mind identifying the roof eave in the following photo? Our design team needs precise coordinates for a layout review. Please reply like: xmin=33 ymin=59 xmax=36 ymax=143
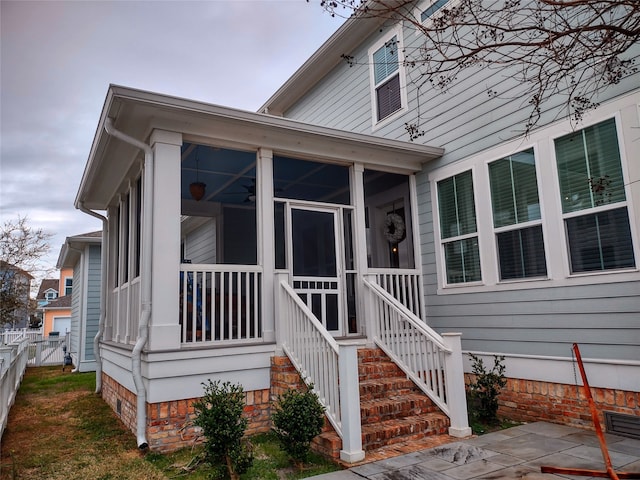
xmin=259 ymin=11 xmax=386 ymax=116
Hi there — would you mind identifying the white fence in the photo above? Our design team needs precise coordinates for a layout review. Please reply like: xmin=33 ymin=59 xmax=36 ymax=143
xmin=1 ymin=328 xmax=41 ymax=345
xmin=1 ymin=337 xmax=30 ymax=439
xmin=28 ymin=334 xmax=69 ymax=367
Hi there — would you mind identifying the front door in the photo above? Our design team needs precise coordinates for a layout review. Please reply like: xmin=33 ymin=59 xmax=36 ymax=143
xmin=290 ymin=206 xmax=343 ymax=336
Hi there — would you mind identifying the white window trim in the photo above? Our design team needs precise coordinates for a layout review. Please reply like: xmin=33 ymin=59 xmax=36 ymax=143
xmin=429 ymin=91 xmax=640 ymax=294
xmin=368 ymin=24 xmax=408 ymax=130
xmin=413 ymin=0 xmax=458 ymax=36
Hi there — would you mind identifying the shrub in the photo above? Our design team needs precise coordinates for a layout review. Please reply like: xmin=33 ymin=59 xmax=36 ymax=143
xmin=193 ymin=380 xmax=253 ymax=479
xmin=272 ymin=388 xmax=325 ymax=468
xmin=466 ymin=353 xmax=507 ymax=425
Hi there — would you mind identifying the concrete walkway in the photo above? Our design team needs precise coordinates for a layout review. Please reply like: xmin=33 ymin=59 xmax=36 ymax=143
xmin=311 ymin=422 xmax=640 ymax=479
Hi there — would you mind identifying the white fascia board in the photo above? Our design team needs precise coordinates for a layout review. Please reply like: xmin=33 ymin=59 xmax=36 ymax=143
xmin=76 ymin=85 xmax=444 ymax=209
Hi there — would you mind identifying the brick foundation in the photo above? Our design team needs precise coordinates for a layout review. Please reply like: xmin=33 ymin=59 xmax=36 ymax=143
xmin=465 ymin=374 xmax=640 ymax=430
xmin=101 ymin=373 xmax=271 ymax=452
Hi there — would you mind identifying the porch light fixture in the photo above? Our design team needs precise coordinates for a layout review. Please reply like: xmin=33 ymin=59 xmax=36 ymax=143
xmin=189 ymin=146 xmax=206 ymax=201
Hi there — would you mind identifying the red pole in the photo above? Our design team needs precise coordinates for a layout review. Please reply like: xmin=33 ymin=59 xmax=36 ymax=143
xmin=572 ymin=343 xmax=620 ymax=480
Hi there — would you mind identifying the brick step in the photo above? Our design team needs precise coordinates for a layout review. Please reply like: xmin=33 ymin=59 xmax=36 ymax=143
xmin=360 ymin=393 xmax=440 ymax=423
xmin=358 ymin=361 xmax=405 ymax=381
xmin=361 ymin=412 xmax=450 ymax=451
xmin=359 ymin=376 xmax=419 ymax=400
xmin=314 ymin=412 xmax=450 ymax=459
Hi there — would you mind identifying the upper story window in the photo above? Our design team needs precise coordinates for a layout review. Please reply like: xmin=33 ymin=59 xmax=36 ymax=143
xmin=418 ymin=0 xmax=448 ymax=22
xmin=437 ymin=170 xmax=481 ymax=284
xmin=369 ymin=27 xmax=406 ymax=125
xmin=64 ymin=278 xmax=72 ymax=296
xmin=554 ymin=118 xmax=635 ymax=273
xmin=45 ymin=290 xmax=57 ymax=301
xmin=488 ymin=149 xmax=547 ymax=280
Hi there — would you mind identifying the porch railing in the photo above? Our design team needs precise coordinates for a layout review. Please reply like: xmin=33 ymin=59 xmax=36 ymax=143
xmin=277 ymin=277 xmax=364 ymax=463
xmin=363 ymin=276 xmax=470 ymax=436
xmin=180 ymin=264 xmax=262 ymax=345
xmin=370 ymin=268 xmax=424 ymax=319
xmin=1 ymin=337 xmax=30 ymax=439
xmin=278 ymin=279 xmax=341 ymax=433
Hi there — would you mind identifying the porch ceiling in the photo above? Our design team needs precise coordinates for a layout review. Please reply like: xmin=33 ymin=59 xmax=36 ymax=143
xmin=77 ymin=85 xmax=444 ymax=210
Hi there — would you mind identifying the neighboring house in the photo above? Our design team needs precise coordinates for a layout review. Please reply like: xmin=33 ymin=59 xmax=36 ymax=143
xmin=36 ymin=279 xmax=60 ymax=307
xmin=41 ymin=267 xmax=74 ymax=337
xmin=75 ymin=0 xmax=639 ymax=458
xmin=0 ymin=261 xmax=33 ymax=329
xmin=56 ymin=231 xmax=102 ymax=372
xmin=35 ymin=278 xmax=60 ymax=328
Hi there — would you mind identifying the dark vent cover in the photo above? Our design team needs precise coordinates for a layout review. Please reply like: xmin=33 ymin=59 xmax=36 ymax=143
xmin=604 ymin=411 xmax=640 ymax=440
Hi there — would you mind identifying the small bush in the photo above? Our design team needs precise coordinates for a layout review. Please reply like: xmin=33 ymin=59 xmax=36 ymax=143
xmin=193 ymin=380 xmax=253 ymax=479
xmin=272 ymin=388 xmax=325 ymax=467
xmin=466 ymin=353 xmax=507 ymax=425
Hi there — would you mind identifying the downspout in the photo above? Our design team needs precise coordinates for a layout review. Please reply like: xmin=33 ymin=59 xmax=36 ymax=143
xmin=103 ymin=117 xmax=152 ymax=450
xmin=77 ymin=205 xmax=108 ymax=389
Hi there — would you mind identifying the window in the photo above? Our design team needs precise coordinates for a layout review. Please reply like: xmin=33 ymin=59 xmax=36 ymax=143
xmin=370 ymin=29 xmax=405 ymax=123
xmin=488 ymin=149 xmax=547 ymax=280
xmin=555 ymin=118 xmax=635 ymax=273
xmin=419 ymin=0 xmax=448 ymax=22
xmin=45 ymin=290 xmax=57 ymax=301
xmin=437 ymin=170 xmax=481 ymax=283
xmin=64 ymin=278 xmax=72 ymax=296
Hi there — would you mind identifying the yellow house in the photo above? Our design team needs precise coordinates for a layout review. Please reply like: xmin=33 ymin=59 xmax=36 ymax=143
xmin=41 ymin=267 xmax=73 ymax=337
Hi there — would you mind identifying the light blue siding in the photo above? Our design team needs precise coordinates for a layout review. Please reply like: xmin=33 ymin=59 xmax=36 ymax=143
xmin=280 ymin=10 xmax=640 ymax=362
xmin=70 ymin=266 xmax=82 ymax=356
xmin=84 ymin=245 xmax=101 ymax=362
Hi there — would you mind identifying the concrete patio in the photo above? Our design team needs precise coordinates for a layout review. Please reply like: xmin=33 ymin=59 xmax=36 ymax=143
xmin=311 ymin=422 xmax=640 ymax=479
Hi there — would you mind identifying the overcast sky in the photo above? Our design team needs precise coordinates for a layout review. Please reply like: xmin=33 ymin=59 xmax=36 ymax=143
xmin=0 ymin=0 xmax=345 ymax=282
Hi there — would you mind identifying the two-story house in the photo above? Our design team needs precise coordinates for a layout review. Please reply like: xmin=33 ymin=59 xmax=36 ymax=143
xmin=75 ymin=0 xmax=639 ymax=459
xmin=0 ymin=261 xmax=33 ymax=330
xmin=40 ymin=267 xmax=73 ymax=337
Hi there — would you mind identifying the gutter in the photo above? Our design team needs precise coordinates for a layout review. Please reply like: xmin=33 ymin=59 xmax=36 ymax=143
xmin=100 ymin=117 xmax=153 ymax=450
xmin=76 ymin=206 xmax=108 ymax=386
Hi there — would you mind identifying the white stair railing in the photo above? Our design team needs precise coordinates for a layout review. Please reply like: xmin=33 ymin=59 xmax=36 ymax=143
xmin=363 ymin=276 xmax=471 ymax=437
xmin=276 ymin=276 xmax=364 ymax=463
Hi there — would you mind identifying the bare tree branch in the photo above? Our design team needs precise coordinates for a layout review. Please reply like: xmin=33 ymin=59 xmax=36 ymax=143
xmin=317 ymin=0 xmax=639 ymax=139
xmin=1 ymin=216 xmax=52 ymax=328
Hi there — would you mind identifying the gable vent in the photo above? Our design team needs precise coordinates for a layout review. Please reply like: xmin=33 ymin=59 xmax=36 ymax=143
xmin=604 ymin=411 xmax=640 ymax=440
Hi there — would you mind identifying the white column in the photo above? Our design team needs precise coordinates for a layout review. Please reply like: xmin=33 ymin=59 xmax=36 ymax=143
xmin=338 ymin=340 xmax=365 ymax=463
xmin=442 ymin=333 xmax=472 ymax=437
xmin=258 ymin=148 xmax=275 ymax=343
xmin=350 ymin=163 xmax=370 ymax=340
xmin=147 ymin=130 xmax=182 ymax=350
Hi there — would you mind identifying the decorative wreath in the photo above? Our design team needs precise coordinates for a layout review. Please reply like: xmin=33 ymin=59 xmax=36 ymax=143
xmin=384 ymin=213 xmax=406 ymax=244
